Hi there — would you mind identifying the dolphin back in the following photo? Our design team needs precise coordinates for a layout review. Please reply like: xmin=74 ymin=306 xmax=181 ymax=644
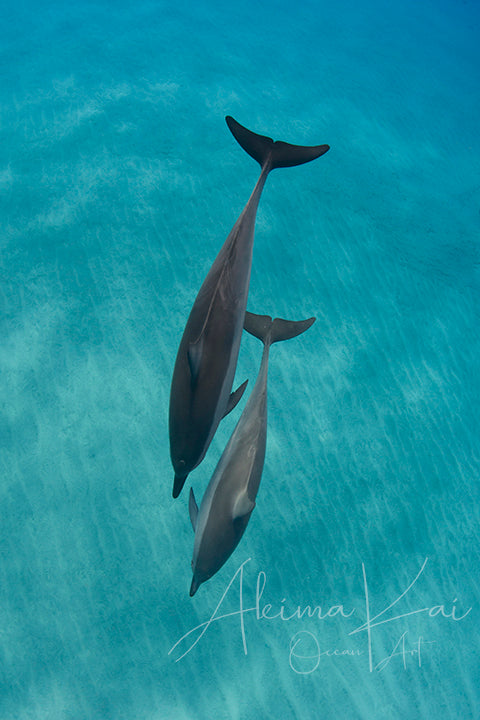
xmin=244 ymin=312 xmax=316 ymax=345
xmin=226 ymin=116 xmax=329 ymax=170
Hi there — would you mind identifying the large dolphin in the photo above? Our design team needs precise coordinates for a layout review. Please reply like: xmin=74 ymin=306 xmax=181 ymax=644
xmin=188 ymin=312 xmax=316 ymax=596
xmin=169 ymin=116 xmax=329 ymax=498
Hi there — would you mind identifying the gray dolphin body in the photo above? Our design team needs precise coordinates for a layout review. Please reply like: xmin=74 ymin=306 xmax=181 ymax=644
xmin=169 ymin=116 xmax=329 ymax=498
xmin=188 ymin=312 xmax=316 ymax=596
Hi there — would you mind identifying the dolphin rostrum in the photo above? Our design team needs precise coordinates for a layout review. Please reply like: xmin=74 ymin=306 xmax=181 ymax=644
xmin=188 ymin=312 xmax=316 ymax=596
xmin=169 ymin=116 xmax=329 ymax=498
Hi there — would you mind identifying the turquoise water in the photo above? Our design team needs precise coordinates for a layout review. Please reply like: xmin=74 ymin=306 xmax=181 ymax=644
xmin=1 ymin=0 xmax=479 ymax=717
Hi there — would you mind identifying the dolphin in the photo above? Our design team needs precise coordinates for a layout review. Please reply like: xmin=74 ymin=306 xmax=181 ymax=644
xmin=169 ymin=116 xmax=329 ymax=498
xmin=188 ymin=312 xmax=316 ymax=596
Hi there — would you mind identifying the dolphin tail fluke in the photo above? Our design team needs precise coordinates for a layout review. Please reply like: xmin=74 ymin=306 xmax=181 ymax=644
xmin=244 ymin=312 xmax=316 ymax=345
xmin=226 ymin=116 xmax=329 ymax=170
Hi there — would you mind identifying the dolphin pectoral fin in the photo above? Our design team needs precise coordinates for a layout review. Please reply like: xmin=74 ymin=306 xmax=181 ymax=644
xmin=232 ymin=489 xmax=256 ymax=520
xmin=189 ymin=487 xmax=198 ymax=531
xmin=187 ymin=336 xmax=204 ymax=386
xmin=222 ymin=379 xmax=248 ymax=418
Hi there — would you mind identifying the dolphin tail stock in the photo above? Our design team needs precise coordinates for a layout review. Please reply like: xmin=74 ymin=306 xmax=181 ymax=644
xmin=244 ymin=312 xmax=316 ymax=346
xmin=225 ymin=116 xmax=329 ymax=171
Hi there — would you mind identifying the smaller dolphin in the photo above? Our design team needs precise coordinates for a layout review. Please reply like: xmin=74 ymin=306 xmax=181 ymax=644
xmin=188 ymin=312 xmax=316 ymax=596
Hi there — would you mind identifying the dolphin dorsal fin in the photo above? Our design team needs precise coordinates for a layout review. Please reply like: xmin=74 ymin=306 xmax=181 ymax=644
xmin=189 ymin=487 xmax=199 ymax=531
xmin=232 ymin=489 xmax=256 ymax=520
xmin=222 ymin=379 xmax=248 ymax=419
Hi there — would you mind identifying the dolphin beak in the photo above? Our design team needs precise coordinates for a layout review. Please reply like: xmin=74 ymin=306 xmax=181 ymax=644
xmin=173 ymin=472 xmax=188 ymax=499
xmin=190 ymin=576 xmax=201 ymax=597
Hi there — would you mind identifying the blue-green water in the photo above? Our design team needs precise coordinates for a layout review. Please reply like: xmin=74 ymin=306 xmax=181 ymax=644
xmin=1 ymin=0 xmax=479 ymax=718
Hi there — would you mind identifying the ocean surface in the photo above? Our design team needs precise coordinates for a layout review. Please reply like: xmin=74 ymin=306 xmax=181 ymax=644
xmin=1 ymin=0 xmax=479 ymax=718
